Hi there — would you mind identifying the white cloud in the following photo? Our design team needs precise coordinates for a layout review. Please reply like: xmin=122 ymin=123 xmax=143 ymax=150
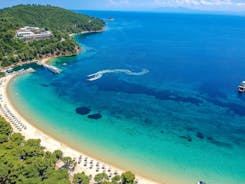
xmin=152 ymin=0 xmax=245 ymax=9
xmin=107 ymin=0 xmax=154 ymax=9
xmin=103 ymin=0 xmax=245 ymax=11
xmin=108 ymin=0 xmax=129 ymax=7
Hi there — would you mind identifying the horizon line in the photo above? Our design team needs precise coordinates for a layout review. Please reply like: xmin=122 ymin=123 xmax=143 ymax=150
xmin=1 ymin=4 xmax=245 ymax=16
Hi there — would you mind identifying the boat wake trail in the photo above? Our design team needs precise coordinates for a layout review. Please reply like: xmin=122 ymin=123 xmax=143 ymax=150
xmin=87 ymin=68 xmax=149 ymax=81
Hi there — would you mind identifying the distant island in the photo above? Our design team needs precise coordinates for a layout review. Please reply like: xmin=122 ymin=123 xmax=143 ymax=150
xmin=0 ymin=4 xmax=105 ymax=67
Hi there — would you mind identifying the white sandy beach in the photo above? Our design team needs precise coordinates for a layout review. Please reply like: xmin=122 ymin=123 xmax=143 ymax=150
xmin=0 ymin=71 xmax=158 ymax=184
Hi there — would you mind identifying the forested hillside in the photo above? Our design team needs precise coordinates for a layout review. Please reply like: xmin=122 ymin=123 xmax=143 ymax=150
xmin=0 ymin=117 xmax=71 ymax=183
xmin=0 ymin=5 xmax=104 ymax=33
xmin=0 ymin=117 xmax=136 ymax=184
xmin=0 ymin=5 xmax=105 ymax=67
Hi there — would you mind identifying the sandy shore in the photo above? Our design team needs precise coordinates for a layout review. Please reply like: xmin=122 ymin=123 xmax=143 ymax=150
xmin=0 ymin=56 xmax=55 ymax=72
xmin=0 ymin=72 xmax=158 ymax=184
xmin=39 ymin=57 xmax=53 ymax=64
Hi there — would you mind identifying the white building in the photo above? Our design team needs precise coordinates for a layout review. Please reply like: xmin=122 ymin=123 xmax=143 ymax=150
xmin=16 ymin=31 xmax=35 ymax=37
xmin=16 ymin=26 xmax=52 ymax=41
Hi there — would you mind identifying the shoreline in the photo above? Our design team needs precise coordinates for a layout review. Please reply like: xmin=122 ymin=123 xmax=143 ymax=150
xmin=1 ymin=29 xmax=105 ymax=73
xmin=0 ymin=73 xmax=158 ymax=184
xmin=70 ymin=28 xmax=105 ymax=37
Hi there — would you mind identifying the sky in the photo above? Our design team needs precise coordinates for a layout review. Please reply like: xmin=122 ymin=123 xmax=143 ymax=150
xmin=1 ymin=0 xmax=245 ymax=12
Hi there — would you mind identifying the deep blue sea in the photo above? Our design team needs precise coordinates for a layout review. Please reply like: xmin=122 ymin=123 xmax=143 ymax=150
xmin=9 ymin=11 xmax=245 ymax=184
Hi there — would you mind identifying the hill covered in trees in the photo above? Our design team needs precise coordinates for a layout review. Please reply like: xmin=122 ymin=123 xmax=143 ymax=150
xmin=0 ymin=117 xmax=136 ymax=184
xmin=0 ymin=5 xmax=105 ymax=67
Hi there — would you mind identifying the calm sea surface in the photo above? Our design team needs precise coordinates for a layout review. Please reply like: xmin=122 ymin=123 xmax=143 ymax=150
xmin=9 ymin=11 xmax=245 ymax=184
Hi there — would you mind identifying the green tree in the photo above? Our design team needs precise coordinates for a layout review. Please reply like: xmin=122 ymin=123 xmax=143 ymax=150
xmin=73 ymin=172 xmax=90 ymax=184
xmin=43 ymin=169 xmax=70 ymax=184
xmin=121 ymin=171 xmax=136 ymax=184
xmin=111 ymin=175 xmax=121 ymax=184
xmin=53 ymin=149 xmax=63 ymax=159
xmin=9 ymin=133 xmax=24 ymax=144
xmin=0 ymin=163 xmax=9 ymax=183
xmin=0 ymin=71 xmax=5 ymax=78
xmin=0 ymin=117 xmax=12 ymax=136
xmin=94 ymin=173 xmax=109 ymax=184
xmin=0 ymin=134 xmax=8 ymax=143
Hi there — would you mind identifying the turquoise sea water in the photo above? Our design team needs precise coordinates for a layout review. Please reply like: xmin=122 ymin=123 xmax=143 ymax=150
xmin=8 ymin=12 xmax=245 ymax=184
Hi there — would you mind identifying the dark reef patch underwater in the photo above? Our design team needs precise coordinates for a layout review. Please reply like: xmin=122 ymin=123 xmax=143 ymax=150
xmin=196 ymin=132 xmax=205 ymax=139
xmin=91 ymin=77 xmax=245 ymax=116
xmin=88 ymin=113 xmax=102 ymax=120
xmin=40 ymin=83 xmax=49 ymax=87
xmin=92 ymin=77 xmax=203 ymax=106
xmin=76 ymin=106 xmax=91 ymax=115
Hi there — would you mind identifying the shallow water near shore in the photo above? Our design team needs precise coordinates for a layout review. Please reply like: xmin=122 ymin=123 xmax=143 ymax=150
xmin=8 ymin=11 xmax=245 ymax=183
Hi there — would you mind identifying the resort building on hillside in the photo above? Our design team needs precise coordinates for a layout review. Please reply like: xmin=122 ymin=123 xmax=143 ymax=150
xmin=16 ymin=26 xmax=52 ymax=41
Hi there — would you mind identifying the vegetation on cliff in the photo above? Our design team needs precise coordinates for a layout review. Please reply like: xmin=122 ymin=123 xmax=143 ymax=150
xmin=0 ymin=4 xmax=105 ymax=67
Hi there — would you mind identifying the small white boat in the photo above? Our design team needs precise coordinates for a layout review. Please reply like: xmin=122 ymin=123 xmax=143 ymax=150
xmin=238 ymin=81 xmax=245 ymax=93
